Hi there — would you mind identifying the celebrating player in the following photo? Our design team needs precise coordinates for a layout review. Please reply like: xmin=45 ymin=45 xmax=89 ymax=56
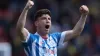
xmin=16 ymin=0 xmax=89 ymax=56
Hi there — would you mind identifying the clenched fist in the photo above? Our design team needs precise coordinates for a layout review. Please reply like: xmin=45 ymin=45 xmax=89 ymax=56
xmin=80 ymin=5 xmax=89 ymax=15
xmin=25 ymin=0 xmax=34 ymax=9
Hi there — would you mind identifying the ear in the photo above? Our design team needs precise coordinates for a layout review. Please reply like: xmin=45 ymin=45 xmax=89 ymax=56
xmin=35 ymin=21 xmax=38 ymax=27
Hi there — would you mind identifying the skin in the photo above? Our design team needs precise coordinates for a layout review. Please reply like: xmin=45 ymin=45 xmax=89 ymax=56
xmin=35 ymin=14 xmax=51 ymax=38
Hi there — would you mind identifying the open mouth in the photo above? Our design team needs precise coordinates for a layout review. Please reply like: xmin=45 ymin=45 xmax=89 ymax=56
xmin=45 ymin=25 xmax=50 ymax=29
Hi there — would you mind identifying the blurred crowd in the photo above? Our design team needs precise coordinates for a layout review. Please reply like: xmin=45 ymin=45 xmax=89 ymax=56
xmin=0 ymin=0 xmax=100 ymax=56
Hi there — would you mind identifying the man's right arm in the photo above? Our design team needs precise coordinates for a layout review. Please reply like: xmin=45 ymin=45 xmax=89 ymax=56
xmin=16 ymin=0 xmax=34 ymax=41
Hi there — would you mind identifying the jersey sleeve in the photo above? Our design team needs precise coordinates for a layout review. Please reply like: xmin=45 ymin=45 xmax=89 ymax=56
xmin=58 ymin=31 xmax=67 ymax=46
xmin=22 ymin=32 xmax=36 ymax=47
xmin=51 ymin=31 xmax=67 ymax=46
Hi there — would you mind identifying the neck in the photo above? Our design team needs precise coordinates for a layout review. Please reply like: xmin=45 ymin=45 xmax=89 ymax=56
xmin=37 ymin=31 xmax=48 ymax=39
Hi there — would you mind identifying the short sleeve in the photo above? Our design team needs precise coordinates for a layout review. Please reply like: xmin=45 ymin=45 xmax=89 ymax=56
xmin=58 ymin=31 xmax=67 ymax=46
xmin=22 ymin=33 xmax=33 ymax=46
xmin=22 ymin=32 xmax=38 ymax=47
xmin=51 ymin=31 xmax=66 ymax=46
xmin=23 ymin=28 xmax=31 ymax=43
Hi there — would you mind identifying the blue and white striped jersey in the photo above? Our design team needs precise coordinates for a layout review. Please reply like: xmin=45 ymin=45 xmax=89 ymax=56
xmin=23 ymin=31 xmax=66 ymax=56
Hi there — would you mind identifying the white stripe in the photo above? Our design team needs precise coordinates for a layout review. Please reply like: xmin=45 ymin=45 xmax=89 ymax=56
xmin=45 ymin=37 xmax=50 ymax=56
xmin=39 ymin=37 xmax=43 ymax=56
xmin=32 ymin=42 xmax=36 ymax=56
xmin=58 ymin=31 xmax=67 ymax=46
xmin=24 ymin=28 xmax=30 ymax=42
xmin=47 ymin=36 xmax=57 ymax=56
xmin=24 ymin=48 xmax=29 ymax=56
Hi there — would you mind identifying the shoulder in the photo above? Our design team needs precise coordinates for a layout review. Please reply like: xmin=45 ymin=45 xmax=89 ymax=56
xmin=30 ymin=33 xmax=38 ymax=37
xmin=29 ymin=33 xmax=39 ymax=40
xmin=50 ymin=32 xmax=61 ymax=36
xmin=49 ymin=32 xmax=62 ymax=39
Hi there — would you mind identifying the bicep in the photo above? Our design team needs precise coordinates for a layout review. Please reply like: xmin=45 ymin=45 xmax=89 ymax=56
xmin=64 ymin=30 xmax=77 ymax=42
xmin=17 ymin=28 xmax=30 ymax=41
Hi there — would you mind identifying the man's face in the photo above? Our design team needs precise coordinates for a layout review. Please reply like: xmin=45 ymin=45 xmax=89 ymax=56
xmin=35 ymin=14 xmax=51 ymax=34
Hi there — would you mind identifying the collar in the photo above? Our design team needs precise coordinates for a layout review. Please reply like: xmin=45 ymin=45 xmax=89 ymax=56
xmin=34 ymin=32 xmax=49 ymax=39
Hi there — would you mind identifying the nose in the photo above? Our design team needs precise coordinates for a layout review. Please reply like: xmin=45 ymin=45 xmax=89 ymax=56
xmin=46 ymin=18 xmax=50 ymax=23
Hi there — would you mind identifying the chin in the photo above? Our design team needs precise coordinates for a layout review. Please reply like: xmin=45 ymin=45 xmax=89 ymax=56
xmin=45 ymin=31 xmax=49 ymax=34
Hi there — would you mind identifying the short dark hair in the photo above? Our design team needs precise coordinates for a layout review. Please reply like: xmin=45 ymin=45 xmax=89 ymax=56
xmin=34 ymin=9 xmax=51 ymax=21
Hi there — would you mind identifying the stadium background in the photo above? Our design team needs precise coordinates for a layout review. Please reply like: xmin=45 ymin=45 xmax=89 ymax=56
xmin=0 ymin=0 xmax=100 ymax=56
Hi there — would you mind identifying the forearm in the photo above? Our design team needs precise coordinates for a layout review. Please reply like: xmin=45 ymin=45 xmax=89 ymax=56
xmin=16 ymin=7 xmax=29 ymax=30
xmin=16 ymin=0 xmax=34 ymax=41
xmin=73 ymin=14 xmax=87 ymax=35
xmin=16 ymin=0 xmax=34 ymax=30
xmin=63 ymin=5 xmax=89 ymax=42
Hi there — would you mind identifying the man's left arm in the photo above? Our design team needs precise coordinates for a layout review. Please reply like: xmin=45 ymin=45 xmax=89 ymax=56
xmin=63 ymin=5 xmax=89 ymax=42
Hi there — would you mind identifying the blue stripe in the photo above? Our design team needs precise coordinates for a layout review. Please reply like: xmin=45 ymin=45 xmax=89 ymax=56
xmin=35 ymin=36 xmax=39 ymax=56
xmin=23 ymin=37 xmax=33 ymax=56
xmin=52 ymin=36 xmax=57 ymax=44
xmin=45 ymin=40 xmax=50 ymax=49
xmin=29 ymin=40 xmax=32 ymax=56
xmin=56 ymin=33 xmax=61 ymax=46
xmin=42 ymin=40 xmax=45 ymax=49
xmin=24 ymin=47 xmax=30 ymax=56
xmin=22 ymin=42 xmax=31 ymax=56
xmin=42 ymin=40 xmax=46 ymax=56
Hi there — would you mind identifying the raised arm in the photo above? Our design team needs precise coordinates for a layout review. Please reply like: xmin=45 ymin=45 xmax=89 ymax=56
xmin=64 ymin=5 xmax=89 ymax=42
xmin=16 ymin=0 xmax=34 ymax=41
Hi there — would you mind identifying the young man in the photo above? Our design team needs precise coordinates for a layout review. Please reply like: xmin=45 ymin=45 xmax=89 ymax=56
xmin=16 ymin=0 xmax=89 ymax=56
